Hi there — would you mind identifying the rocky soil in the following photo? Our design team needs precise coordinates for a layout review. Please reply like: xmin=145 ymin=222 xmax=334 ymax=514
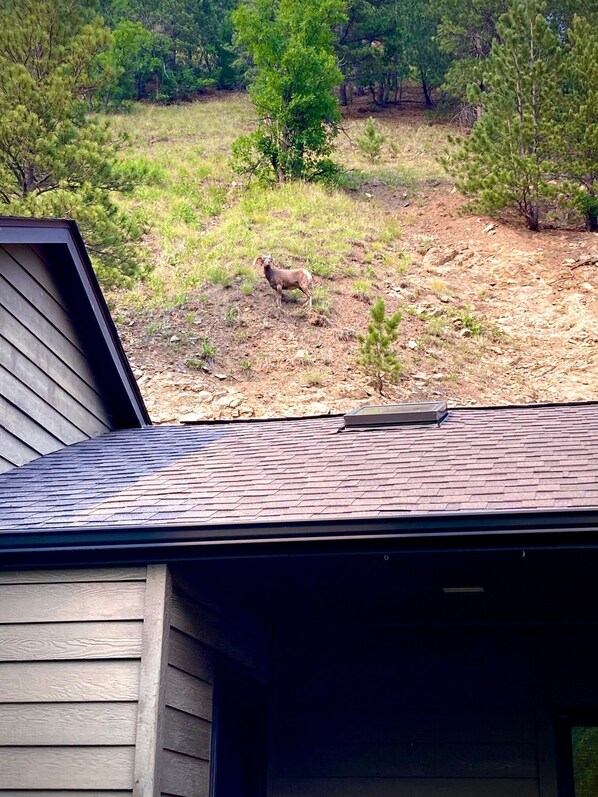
xmin=117 ymin=190 xmax=597 ymax=423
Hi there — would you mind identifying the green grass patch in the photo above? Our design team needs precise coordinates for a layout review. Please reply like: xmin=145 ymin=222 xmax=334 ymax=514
xmin=106 ymin=95 xmax=453 ymax=309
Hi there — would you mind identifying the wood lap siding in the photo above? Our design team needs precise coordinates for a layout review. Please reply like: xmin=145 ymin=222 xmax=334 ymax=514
xmin=0 ymin=568 xmax=147 ymax=795
xmin=0 ymin=244 xmax=111 ymax=472
xmin=161 ymin=595 xmax=214 ymax=797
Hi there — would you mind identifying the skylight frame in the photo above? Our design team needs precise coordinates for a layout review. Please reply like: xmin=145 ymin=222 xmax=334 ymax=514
xmin=344 ymin=401 xmax=448 ymax=429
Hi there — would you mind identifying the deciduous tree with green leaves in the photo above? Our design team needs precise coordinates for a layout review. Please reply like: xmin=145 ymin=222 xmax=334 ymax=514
xmin=357 ymin=297 xmax=403 ymax=394
xmin=444 ymin=0 xmax=562 ymax=230
xmin=231 ymin=0 xmax=347 ymax=182
xmin=0 ymin=0 xmax=146 ymax=286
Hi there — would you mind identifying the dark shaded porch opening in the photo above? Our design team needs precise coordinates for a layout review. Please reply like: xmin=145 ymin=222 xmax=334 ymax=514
xmin=172 ymin=544 xmax=598 ymax=797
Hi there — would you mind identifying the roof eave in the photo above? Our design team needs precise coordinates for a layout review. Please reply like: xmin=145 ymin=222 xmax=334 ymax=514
xmin=2 ymin=507 xmax=598 ymax=567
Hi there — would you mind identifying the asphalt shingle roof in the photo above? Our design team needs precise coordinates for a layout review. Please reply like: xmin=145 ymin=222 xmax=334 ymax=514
xmin=0 ymin=404 xmax=597 ymax=531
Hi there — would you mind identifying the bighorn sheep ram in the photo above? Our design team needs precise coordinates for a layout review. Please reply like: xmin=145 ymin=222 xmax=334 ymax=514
xmin=255 ymin=254 xmax=313 ymax=310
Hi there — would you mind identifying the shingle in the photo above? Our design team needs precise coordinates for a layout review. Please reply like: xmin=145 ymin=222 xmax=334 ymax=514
xmin=0 ymin=404 xmax=597 ymax=531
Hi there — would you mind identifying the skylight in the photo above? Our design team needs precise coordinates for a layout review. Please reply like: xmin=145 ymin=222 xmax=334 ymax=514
xmin=344 ymin=401 xmax=448 ymax=429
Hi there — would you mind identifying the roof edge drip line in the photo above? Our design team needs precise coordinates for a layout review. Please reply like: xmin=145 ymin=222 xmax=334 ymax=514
xmin=1 ymin=509 xmax=598 ymax=563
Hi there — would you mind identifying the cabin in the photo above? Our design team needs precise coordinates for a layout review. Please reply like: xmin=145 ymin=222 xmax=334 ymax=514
xmin=1 ymin=215 xmax=598 ymax=797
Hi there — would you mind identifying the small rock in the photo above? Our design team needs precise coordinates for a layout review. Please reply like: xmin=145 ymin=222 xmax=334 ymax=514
xmin=170 ymin=335 xmax=180 ymax=343
xmin=193 ymin=390 xmax=213 ymax=402
xmin=133 ymin=368 xmax=144 ymax=379
xmin=459 ymin=328 xmax=473 ymax=338
xmin=407 ymin=340 xmax=418 ymax=349
xmin=213 ymin=373 xmax=227 ymax=380
xmin=482 ymin=223 xmax=496 ymax=234
xmin=306 ymin=402 xmax=332 ymax=415
xmin=439 ymin=295 xmax=451 ymax=304
xmin=180 ymin=411 xmax=209 ymax=423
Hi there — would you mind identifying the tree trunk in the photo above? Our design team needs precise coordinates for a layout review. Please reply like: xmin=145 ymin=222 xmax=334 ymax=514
xmin=421 ymin=71 xmax=433 ymax=107
xmin=585 ymin=198 xmax=598 ymax=232
xmin=526 ymin=204 xmax=540 ymax=231
xmin=376 ymin=82 xmax=385 ymax=106
xmin=339 ymin=81 xmax=348 ymax=107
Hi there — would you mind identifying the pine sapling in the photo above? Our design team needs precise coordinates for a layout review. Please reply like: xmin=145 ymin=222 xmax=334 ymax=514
xmin=357 ymin=117 xmax=386 ymax=162
xmin=357 ymin=297 xmax=403 ymax=394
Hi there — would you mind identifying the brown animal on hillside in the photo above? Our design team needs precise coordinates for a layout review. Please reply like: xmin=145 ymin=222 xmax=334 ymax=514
xmin=255 ymin=254 xmax=313 ymax=310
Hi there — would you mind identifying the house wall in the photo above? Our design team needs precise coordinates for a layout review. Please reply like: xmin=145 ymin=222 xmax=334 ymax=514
xmin=159 ymin=576 xmax=269 ymax=797
xmin=0 ymin=566 xmax=148 ymax=795
xmin=268 ymin=624 xmax=598 ymax=797
xmin=0 ymin=243 xmax=112 ymax=473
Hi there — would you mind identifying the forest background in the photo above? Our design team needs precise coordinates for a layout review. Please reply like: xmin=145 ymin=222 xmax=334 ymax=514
xmin=0 ymin=0 xmax=596 ymax=419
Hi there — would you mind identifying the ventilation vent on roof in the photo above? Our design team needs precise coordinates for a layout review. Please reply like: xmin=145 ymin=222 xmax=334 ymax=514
xmin=344 ymin=400 xmax=448 ymax=429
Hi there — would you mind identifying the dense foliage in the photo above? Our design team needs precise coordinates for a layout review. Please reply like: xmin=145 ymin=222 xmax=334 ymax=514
xmin=0 ymin=0 xmax=146 ymax=286
xmin=231 ymin=0 xmax=346 ymax=182
xmin=98 ymin=0 xmax=239 ymax=103
xmin=444 ymin=0 xmax=598 ymax=230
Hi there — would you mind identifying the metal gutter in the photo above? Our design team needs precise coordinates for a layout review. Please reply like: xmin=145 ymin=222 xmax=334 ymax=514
xmin=1 ymin=508 xmax=598 ymax=567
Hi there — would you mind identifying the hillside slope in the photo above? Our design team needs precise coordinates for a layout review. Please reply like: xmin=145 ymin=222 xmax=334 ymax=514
xmin=110 ymin=95 xmax=597 ymax=421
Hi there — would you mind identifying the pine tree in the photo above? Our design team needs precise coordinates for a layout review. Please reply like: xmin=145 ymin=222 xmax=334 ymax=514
xmin=0 ymin=0 xmax=146 ymax=286
xmin=357 ymin=117 xmax=387 ymax=162
xmin=560 ymin=17 xmax=598 ymax=231
xmin=444 ymin=0 xmax=562 ymax=230
xmin=231 ymin=0 xmax=346 ymax=183
xmin=357 ymin=297 xmax=403 ymax=395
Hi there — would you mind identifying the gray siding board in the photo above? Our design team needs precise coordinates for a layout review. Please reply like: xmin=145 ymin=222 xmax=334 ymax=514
xmin=0 ymin=703 xmax=138 ymax=745
xmin=0 ymin=660 xmax=141 ymax=702
xmin=0 ymin=395 xmax=64 ymax=456
xmin=0 ymin=620 xmax=143 ymax=661
xmin=169 ymin=628 xmax=214 ymax=682
xmin=0 ymin=426 xmax=38 ymax=466
xmin=165 ymin=665 xmax=212 ymax=720
xmin=0 ymin=567 xmax=147 ymax=794
xmin=0 ymin=338 xmax=110 ymax=437
xmin=164 ymin=708 xmax=211 ymax=761
xmin=0 ymin=277 xmax=88 ymax=375
xmin=0 ymin=792 xmax=131 ymax=797
xmin=1 ymin=312 xmax=106 ymax=414
xmin=161 ymin=750 xmax=210 ymax=797
xmin=0 ymin=581 xmax=146 ymax=623
xmin=0 ymin=241 xmax=118 ymax=470
xmin=3 ymin=245 xmax=67 ymax=308
xmin=171 ymin=592 xmax=266 ymax=677
xmin=0 ymin=567 xmax=147 ymax=584
xmin=0 ymin=456 xmax=12 ymax=473
xmin=159 ymin=587 xmax=216 ymax=797
xmin=0 ymin=363 xmax=89 ymax=446
xmin=0 ymin=747 xmax=135 ymax=790
xmin=0 ymin=250 xmax=82 ymax=350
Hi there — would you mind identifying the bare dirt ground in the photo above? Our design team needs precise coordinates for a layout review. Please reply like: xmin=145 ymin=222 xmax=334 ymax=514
xmin=116 ymin=99 xmax=597 ymax=423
